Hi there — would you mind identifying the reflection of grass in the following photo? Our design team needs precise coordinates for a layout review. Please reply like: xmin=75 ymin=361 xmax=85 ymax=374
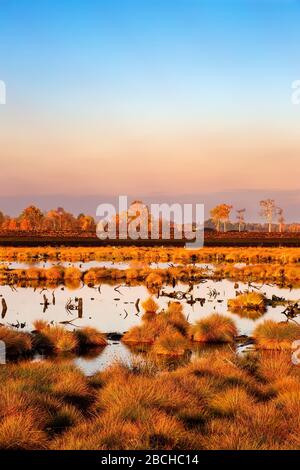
xmin=189 ymin=314 xmax=237 ymax=343
xmin=253 ymin=320 xmax=300 ymax=350
xmin=0 ymin=264 xmax=208 ymax=288
xmin=2 ymin=258 xmax=300 ymax=288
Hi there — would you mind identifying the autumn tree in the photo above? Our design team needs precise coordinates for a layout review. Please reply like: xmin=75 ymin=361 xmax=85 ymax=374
xmin=0 ymin=211 xmax=5 ymax=228
xmin=19 ymin=206 xmax=44 ymax=231
xmin=210 ymin=204 xmax=233 ymax=232
xmin=236 ymin=208 xmax=246 ymax=232
xmin=259 ymin=199 xmax=277 ymax=233
xmin=19 ymin=218 xmax=31 ymax=231
xmin=78 ymin=214 xmax=95 ymax=231
xmin=43 ymin=208 xmax=78 ymax=231
xmin=8 ymin=218 xmax=18 ymax=230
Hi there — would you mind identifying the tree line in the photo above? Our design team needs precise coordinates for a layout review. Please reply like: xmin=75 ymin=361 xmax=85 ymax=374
xmin=0 ymin=206 xmax=96 ymax=232
xmin=0 ymin=200 xmax=299 ymax=233
xmin=209 ymin=199 xmax=288 ymax=232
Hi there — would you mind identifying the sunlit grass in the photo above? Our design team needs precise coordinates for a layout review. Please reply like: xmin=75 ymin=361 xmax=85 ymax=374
xmin=0 ymin=348 xmax=299 ymax=449
xmin=189 ymin=314 xmax=238 ymax=343
xmin=0 ymin=326 xmax=32 ymax=357
xmin=253 ymin=320 xmax=300 ymax=350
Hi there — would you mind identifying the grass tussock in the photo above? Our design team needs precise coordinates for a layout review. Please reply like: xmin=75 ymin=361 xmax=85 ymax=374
xmin=50 ymin=349 xmax=300 ymax=450
xmin=2 ymin=259 xmax=300 ymax=287
xmin=152 ymin=326 xmax=190 ymax=356
xmin=75 ymin=327 xmax=107 ymax=348
xmin=1 ymin=348 xmax=300 ymax=449
xmin=123 ymin=302 xmax=190 ymax=356
xmin=189 ymin=314 xmax=238 ymax=343
xmin=0 ymin=326 xmax=32 ymax=357
xmin=33 ymin=322 xmax=79 ymax=353
xmin=31 ymin=321 xmax=106 ymax=355
xmin=253 ymin=320 xmax=300 ymax=350
xmin=228 ymin=292 xmax=266 ymax=319
xmin=2 ymin=246 xmax=300 ymax=265
xmin=0 ymin=413 xmax=48 ymax=450
xmin=0 ymin=361 xmax=91 ymax=449
xmin=141 ymin=297 xmax=159 ymax=313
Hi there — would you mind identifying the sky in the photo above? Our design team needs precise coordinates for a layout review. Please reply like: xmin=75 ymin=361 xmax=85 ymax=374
xmin=0 ymin=0 xmax=300 ymax=220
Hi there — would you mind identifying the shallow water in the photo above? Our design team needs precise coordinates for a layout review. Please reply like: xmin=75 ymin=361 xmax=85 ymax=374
xmin=0 ymin=260 xmax=213 ymax=271
xmin=0 ymin=279 xmax=297 ymax=334
xmin=0 ymin=261 xmax=299 ymax=374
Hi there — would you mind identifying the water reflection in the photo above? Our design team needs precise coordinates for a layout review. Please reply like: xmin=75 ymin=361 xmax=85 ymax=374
xmin=1 ymin=261 xmax=300 ymax=373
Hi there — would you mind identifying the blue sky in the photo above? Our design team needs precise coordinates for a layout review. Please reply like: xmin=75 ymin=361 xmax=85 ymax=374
xmin=1 ymin=0 xmax=299 ymax=123
xmin=0 ymin=0 xmax=300 ymax=220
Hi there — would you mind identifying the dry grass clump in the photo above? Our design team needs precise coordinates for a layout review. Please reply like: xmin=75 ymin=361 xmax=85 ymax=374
xmin=253 ymin=320 xmax=300 ymax=350
xmin=0 ymin=413 xmax=48 ymax=450
xmin=152 ymin=327 xmax=190 ymax=356
xmin=32 ymin=321 xmax=107 ymax=354
xmin=161 ymin=302 xmax=189 ymax=335
xmin=256 ymin=351 xmax=294 ymax=382
xmin=59 ymin=348 xmax=296 ymax=450
xmin=2 ymin=246 xmax=300 ymax=266
xmin=123 ymin=301 xmax=190 ymax=356
xmin=203 ymin=401 xmax=291 ymax=450
xmin=122 ymin=323 xmax=158 ymax=345
xmin=0 ymin=361 xmax=91 ymax=449
xmin=189 ymin=314 xmax=238 ymax=343
xmin=209 ymin=386 xmax=255 ymax=417
xmin=215 ymin=263 xmax=300 ymax=286
xmin=75 ymin=327 xmax=107 ymax=348
xmin=141 ymin=297 xmax=159 ymax=313
xmin=45 ymin=266 xmax=65 ymax=281
xmin=228 ymin=292 xmax=266 ymax=319
xmin=1 ymin=344 xmax=300 ymax=449
xmin=64 ymin=267 xmax=82 ymax=280
xmin=0 ymin=326 xmax=32 ymax=357
xmin=34 ymin=323 xmax=79 ymax=353
xmin=50 ymin=413 xmax=143 ymax=450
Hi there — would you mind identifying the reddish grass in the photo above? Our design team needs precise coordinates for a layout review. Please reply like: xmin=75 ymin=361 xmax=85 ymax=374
xmin=189 ymin=314 xmax=238 ymax=343
xmin=253 ymin=320 xmax=300 ymax=350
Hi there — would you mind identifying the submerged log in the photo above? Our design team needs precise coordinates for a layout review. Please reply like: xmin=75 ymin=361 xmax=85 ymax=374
xmin=1 ymin=298 xmax=7 ymax=318
xmin=282 ymin=302 xmax=300 ymax=320
xmin=78 ymin=298 xmax=83 ymax=318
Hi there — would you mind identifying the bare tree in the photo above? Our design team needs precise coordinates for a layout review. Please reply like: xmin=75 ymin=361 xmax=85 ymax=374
xmin=277 ymin=207 xmax=285 ymax=233
xmin=259 ymin=199 xmax=277 ymax=233
xmin=236 ymin=208 xmax=246 ymax=232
